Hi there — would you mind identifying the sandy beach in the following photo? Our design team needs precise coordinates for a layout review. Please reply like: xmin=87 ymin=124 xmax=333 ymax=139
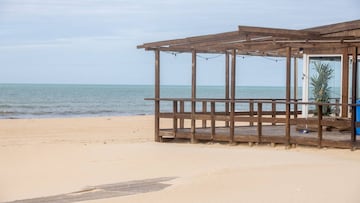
xmin=1 ymin=116 xmax=360 ymax=203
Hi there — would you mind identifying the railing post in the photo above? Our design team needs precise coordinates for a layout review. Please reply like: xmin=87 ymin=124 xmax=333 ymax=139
xmin=191 ymin=100 xmax=196 ymax=143
xmin=202 ymin=101 xmax=207 ymax=128
xmin=211 ymin=101 xmax=215 ymax=139
xmin=317 ymin=104 xmax=323 ymax=148
xmin=179 ymin=100 xmax=184 ymax=128
xmin=335 ymin=98 xmax=340 ymax=117
xmin=173 ymin=100 xmax=178 ymax=137
xmin=272 ymin=99 xmax=276 ymax=126
xmin=249 ymin=99 xmax=254 ymax=126
xmin=230 ymin=100 xmax=235 ymax=143
xmin=294 ymin=99 xmax=298 ymax=119
xmin=257 ymin=102 xmax=262 ymax=143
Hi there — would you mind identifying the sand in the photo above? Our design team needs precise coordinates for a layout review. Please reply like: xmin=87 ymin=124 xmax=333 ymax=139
xmin=1 ymin=116 xmax=360 ymax=203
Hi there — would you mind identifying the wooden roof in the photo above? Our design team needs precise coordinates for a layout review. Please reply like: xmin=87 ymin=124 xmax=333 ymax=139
xmin=137 ymin=20 xmax=360 ymax=57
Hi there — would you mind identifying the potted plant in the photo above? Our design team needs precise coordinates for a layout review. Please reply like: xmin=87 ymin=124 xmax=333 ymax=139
xmin=310 ymin=61 xmax=334 ymax=116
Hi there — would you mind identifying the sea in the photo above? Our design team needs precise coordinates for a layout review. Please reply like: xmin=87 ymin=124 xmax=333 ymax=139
xmin=0 ymin=84 xmax=297 ymax=119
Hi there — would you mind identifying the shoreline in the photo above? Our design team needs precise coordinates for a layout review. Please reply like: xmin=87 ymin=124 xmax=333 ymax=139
xmin=1 ymin=116 xmax=360 ymax=202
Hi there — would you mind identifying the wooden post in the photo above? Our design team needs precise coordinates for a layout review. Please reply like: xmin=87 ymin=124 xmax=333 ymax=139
xmin=342 ymin=48 xmax=349 ymax=118
xmin=317 ymin=104 xmax=323 ymax=148
xmin=272 ymin=99 xmax=276 ymax=125
xmin=257 ymin=102 xmax=262 ymax=143
xmin=294 ymin=57 xmax=298 ymax=119
xmin=225 ymin=52 xmax=230 ymax=127
xmin=173 ymin=100 xmax=178 ymax=137
xmin=351 ymin=47 xmax=358 ymax=145
xmin=230 ymin=49 xmax=236 ymax=144
xmin=294 ymin=57 xmax=298 ymax=102
xmin=179 ymin=100 xmax=184 ymax=128
xmin=191 ymin=50 xmax=197 ymax=143
xmin=249 ymin=99 xmax=254 ymax=126
xmin=211 ymin=101 xmax=215 ymax=139
xmin=285 ymin=47 xmax=291 ymax=147
xmin=202 ymin=101 xmax=207 ymax=128
xmin=155 ymin=49 xmax=161 ymax=142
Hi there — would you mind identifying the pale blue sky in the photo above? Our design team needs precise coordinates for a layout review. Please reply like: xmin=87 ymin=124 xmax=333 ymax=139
xmin=0 ymin=0 xmax=359 ymax=86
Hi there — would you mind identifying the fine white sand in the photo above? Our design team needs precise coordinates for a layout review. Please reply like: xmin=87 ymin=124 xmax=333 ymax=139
xmin=0 ymin=116 xmax=360 ymax=203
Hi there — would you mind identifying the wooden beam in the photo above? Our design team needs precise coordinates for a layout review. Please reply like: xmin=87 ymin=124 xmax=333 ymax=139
xmin=155 ymin=49 xmax=160 ymax=142
xmin=304 ymin=19 xmax=360 ymax=35
xmin=341 ymin=48 xmax=349 ymax=117
xmin=238 ymin=25 xmax=320 ymax=39
xmin=137 ymin=31 xmax=240 ymax=49
xmin=191 ymin=49 xmax=197 ymax=143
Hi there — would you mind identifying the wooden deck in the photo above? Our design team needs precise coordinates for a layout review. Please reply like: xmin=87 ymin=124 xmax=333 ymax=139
xmin=150 ymin=98 xmax=360 ymax=150
xmin=159 ymin=125 xmax=360 ymax=149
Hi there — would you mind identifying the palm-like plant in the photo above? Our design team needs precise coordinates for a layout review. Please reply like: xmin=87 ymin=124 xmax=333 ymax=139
xmin=310 ymin=62 xmax=334 ymax=116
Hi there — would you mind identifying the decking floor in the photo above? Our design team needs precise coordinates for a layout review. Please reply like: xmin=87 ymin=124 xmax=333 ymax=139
xmin=160 ymin=125 xmax=360 ymax=149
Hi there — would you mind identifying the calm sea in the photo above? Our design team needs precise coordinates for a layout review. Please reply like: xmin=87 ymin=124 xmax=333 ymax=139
xmin=0 ymin=84 xmax=294 ymax=119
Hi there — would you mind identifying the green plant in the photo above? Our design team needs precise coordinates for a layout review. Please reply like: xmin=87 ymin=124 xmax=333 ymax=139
xmin=310 ymin=61 xmax=334 ymax=116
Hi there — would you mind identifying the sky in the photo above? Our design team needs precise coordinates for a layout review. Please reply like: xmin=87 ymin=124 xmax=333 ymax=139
xmin=0 ymin=0 xmax=359 ymax=86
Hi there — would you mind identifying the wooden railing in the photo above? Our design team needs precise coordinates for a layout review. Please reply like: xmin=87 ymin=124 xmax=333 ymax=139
xmin=145 ymin=98 xmax=360 ymax=149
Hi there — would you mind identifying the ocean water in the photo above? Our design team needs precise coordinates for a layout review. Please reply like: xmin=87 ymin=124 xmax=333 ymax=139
xmin=0 ymin=84 xmax=293 ymax=119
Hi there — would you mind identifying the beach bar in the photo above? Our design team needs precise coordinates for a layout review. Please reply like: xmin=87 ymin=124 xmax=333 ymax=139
xmin=138 ymin=20 xmax=360 ymax=149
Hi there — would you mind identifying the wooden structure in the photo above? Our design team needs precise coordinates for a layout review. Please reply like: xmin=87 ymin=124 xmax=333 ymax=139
xmin=138 ymin=20 xmax=360 ymax=149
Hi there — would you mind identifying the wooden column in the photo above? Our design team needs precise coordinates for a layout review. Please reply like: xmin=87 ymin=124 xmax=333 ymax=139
xmin=191 ymin=50 xmax=197 ymax=143
xmin=230 ymin=49 xmax=236 ymax=143
xmin=351 ymin=47 xmax=358 ymax=145
xmin=154 ymin=49 xmax=160 ymax=142
xmin=285 ymin=47 xmax=291 ymax=147
xmin=294 ymin=57 xmax=298 ymax=119
xmin=342 ymin=48 xmax=349 ymax=118
xmin=225 ymin=52 xmax=230 ymax=127
xmin=294 ymin=57 xmax=298 ymax=101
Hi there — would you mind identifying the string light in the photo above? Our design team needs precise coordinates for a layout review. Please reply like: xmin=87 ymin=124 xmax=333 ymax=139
xmin=164 ymin=51 xmax=285 ymax=63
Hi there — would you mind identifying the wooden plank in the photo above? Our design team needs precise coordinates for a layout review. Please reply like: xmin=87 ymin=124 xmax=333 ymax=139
xmin=304 ymin=19 xmax=360 ymax=35
xmin=234 ymin=135 xmax=258 ymax=143
xmin=238 ymin=25 xmax=321 ymax=39
xmin=322 ymin=140 xmax=352 ymax=149
xmin=290 ymin=137 xmax=318 ymax=146
xmin=137 ymin=31 xmax=240 ymax=49
xmin=261 ymin=136 xmax=287 ymax=144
